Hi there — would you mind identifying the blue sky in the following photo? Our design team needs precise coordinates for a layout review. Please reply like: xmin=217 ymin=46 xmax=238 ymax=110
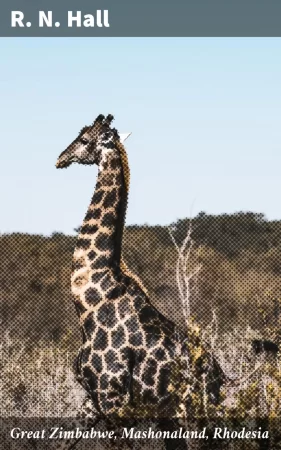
xmin=0 ymin=38 xmax=281 ymax=235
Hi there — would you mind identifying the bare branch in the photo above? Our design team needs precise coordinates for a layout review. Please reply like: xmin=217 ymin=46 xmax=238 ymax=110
xmin=168 ymin=220 xmax=201 ymax=327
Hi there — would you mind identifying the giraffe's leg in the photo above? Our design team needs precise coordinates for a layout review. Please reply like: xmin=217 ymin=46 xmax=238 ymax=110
xmin=104 ymin=416 xmax=137 ymax=450
xmin=157 ymin=419 xmax=188 ymax=450
xmin=53 ymin=396 xmax=101 ymax=450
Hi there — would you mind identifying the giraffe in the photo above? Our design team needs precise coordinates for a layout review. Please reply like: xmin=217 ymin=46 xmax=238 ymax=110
xmin=55 ymin=114 xmax=224 ymax=448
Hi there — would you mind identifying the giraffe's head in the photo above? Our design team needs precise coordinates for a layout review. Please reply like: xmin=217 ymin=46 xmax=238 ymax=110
xmin=56 ymin=114 xmax=131 ymax=169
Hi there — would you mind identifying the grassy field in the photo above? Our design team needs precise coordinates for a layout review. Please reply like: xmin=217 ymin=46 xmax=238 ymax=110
xmin=1 ymin=212 xmax=281 ymax=430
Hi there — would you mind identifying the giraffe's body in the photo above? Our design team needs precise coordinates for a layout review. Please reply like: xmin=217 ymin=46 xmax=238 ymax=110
xmin=56 ymin=115 xmax=224 ymax=447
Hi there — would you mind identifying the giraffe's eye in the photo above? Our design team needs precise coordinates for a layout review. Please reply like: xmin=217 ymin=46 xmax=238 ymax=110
xmin=80 ymin=137 xmax=89 ymax=145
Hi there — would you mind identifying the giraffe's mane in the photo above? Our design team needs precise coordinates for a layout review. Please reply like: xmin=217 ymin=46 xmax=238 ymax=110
xmin=120 ymin=258 xmax=149 ymax=297
xmin=115 ymin=139 xmax=130 ymax=191
xmin=115 ymin=139 xmax=149 ymax=297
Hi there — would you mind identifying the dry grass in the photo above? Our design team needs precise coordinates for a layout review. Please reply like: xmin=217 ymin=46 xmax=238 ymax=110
xmin=0 ymin=330 xmax=85 ymax=418
xmin=1 ymin=324 xmax=280 ymax=420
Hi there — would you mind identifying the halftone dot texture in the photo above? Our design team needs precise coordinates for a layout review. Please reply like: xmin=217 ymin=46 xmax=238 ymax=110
xmin=1 ymin=115 xmax=281 ymax=448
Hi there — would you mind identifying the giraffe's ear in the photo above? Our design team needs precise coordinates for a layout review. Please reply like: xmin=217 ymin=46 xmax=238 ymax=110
xmin=119 ymin=133 xmax=132 ymax=144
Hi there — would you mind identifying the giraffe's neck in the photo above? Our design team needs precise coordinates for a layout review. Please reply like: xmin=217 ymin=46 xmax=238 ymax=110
xmin=71 ymin=146 xmax=128 ymax=298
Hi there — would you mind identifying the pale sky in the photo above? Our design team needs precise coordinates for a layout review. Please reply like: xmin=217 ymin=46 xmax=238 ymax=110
xmin=0 ymin=38 xmax=281 ymax=235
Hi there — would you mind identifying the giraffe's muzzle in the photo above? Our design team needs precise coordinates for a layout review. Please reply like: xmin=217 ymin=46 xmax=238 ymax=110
xmin=56 ymin=149 xmax=74 ymax=168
